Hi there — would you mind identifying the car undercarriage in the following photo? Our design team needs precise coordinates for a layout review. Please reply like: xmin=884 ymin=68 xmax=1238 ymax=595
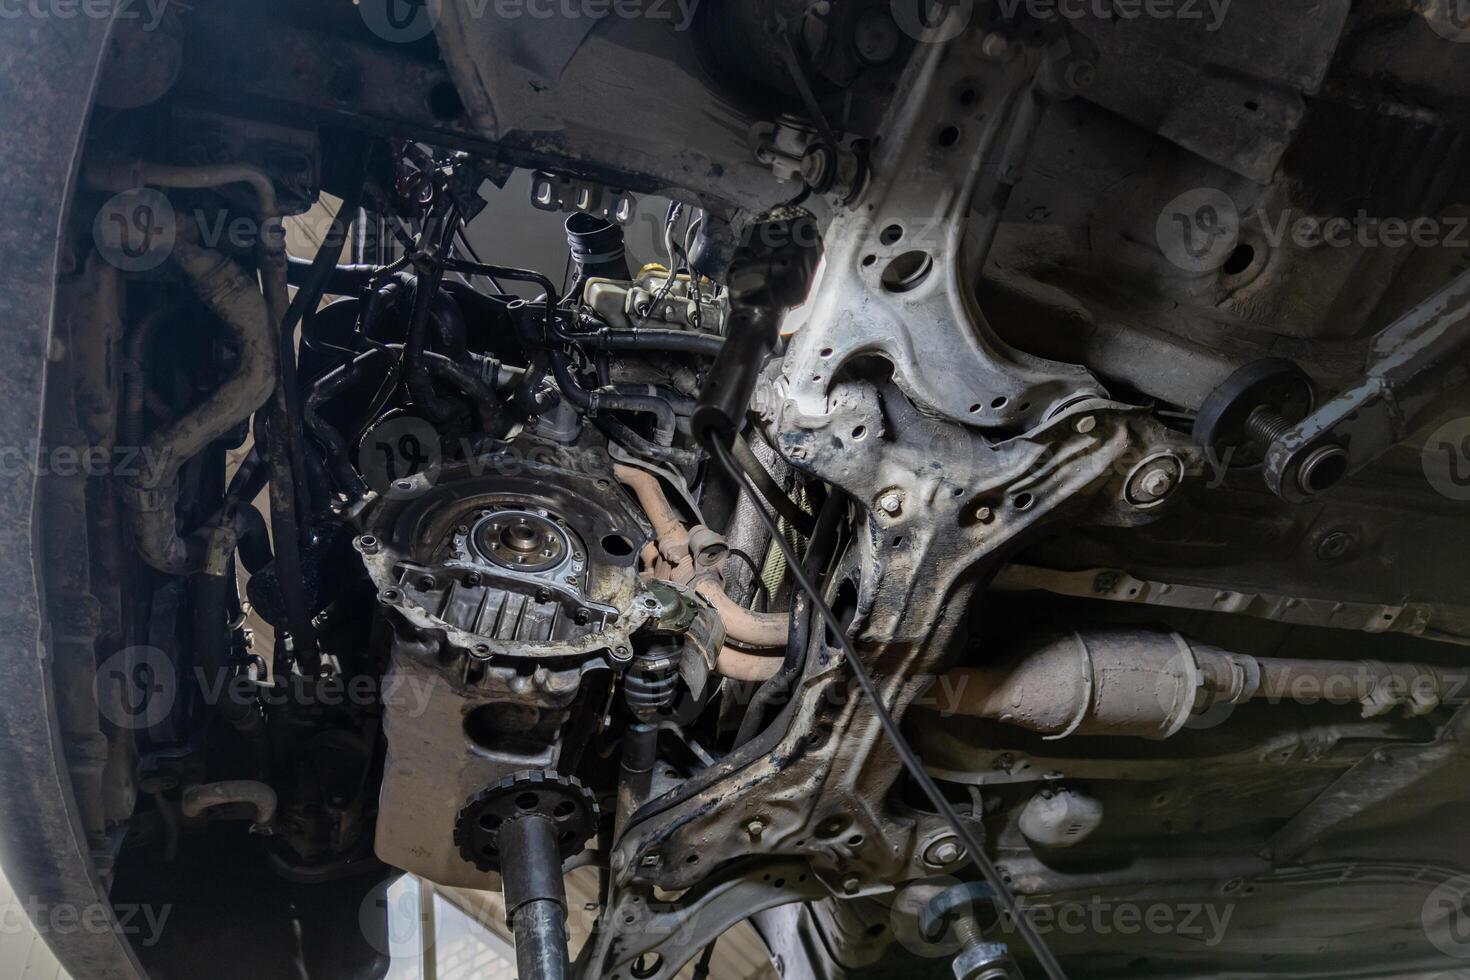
xmin=4 ymin=1 xmax=1470 ymax=978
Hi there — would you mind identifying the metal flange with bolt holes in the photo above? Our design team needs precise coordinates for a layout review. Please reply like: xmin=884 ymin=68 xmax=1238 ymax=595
xmin=454 ymin=771 xmax=598 ymax=873
xmin=354 ymin=457 xmax=657 ymax=665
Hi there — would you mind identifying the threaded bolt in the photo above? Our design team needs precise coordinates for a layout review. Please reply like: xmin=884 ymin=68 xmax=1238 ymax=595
xmin=1244 ymin=405 xmax=1293 ymax=447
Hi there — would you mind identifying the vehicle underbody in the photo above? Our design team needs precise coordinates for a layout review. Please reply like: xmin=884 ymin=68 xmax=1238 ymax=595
xmin=5 ymin=1 xmax=1470 ymax=978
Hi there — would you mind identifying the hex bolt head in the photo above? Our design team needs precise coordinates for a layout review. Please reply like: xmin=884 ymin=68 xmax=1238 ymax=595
xmin=746 ymin=818 xmax=766 ymax=839
xmin=1074 ymin=415 xmax=1097 ymax=434
xmin=981 ymin=32 xmax=1010 ymax=60
xmin=1065 ymin=60 xmax=1098 ymax=92
xmin=1141 ymin=469 xmax=1174 ymax=498
xmin=924 ymin=836 xmax=965 ymax=867
xmin=877 ymin=491 xmax=904 ymax=517
xmin=841 ymin=875 xmax=862 ymax=894
xmin=1316 ymin=530 xmax=1356 ymax=562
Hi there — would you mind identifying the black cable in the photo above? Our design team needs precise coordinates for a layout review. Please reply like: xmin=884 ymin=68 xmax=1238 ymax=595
xmin=691 ymin=939 xmax=717 ymax=980
xmin=725 ymin=547 xmax=763 ymax=581
xmin=731 ymin=437 xmax=815 ymax=536
xmin=706 ymin=437 xmax=1069 ymax=980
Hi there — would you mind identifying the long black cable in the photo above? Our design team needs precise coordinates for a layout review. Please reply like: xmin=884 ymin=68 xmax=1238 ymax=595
xmin=706 ymin=437 xmax=1069 ymax=980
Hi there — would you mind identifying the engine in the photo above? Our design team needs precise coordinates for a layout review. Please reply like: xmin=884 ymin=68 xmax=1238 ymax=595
xmin=358 ymin=444 xmax=660 ymax=887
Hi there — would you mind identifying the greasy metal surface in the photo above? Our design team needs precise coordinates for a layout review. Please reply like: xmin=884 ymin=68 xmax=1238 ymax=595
xmin=594 ymin=21 xmax=1197 ymax=975
xmin=994 ymin=563 xmax=1470 ymax=644
xmin=356 ymin=455 xmax=657 ymax=663
xmin=581 ymin=859 xmax=826 ymax=980
xmin=1268 ymin=705 xmax=1470 ymax=862
xmin=0 ymin=4 xmax=146 ymax=979
xmin=432 ymin=5 xmax=793 ymax=210
xmin=369 ymin=452 xmax=645 ymax=890
xmin=1073 ymin=0 xmax=1351 ymax=182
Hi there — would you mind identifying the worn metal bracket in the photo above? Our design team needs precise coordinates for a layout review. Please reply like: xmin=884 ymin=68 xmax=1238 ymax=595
xmin=780 ymin=20 xmax=1102 ymax=432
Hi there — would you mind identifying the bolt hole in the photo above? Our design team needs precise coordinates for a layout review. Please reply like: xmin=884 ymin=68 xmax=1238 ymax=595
xmin=848 ymin=834 xmax=865 ymax=846
xmin=1223 ymin=243 xmax=1256 ymax=276
xmin=820 ymin=347 xmax=834 ymax=358
xmin=601 ymin=534 xmax=635 ymax=557
xmin=515 ymin=792 xmax=539 ymax=810
xmin=936 ymin=125 xmax=961 ymax=147
xmin=631 ymin=953 xmax=663 ymax=979
xmin=851 ymin=425 xmax=868 ymax=441
xmin=554 ymin=800 xmax=576 ymax=818
xmin=992 ymin=396 xmax=1009 ymax=409
xmin=861 ymin=254 xmax=877 ymax=267
xmin=1013 ymin=492 xmax=1035 ymax=511
xmin=880 ymin=251 xmax=933 ymax=293
xmin=958 ymin=87 xmax=977 ymax=106
xmin=428 ymin=81 xmax=466 ymax=120
xmin=879 ymin=224 xmax=904 ymax=246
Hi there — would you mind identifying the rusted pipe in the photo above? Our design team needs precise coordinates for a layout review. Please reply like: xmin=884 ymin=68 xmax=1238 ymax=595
xmin=613 ymin=464 xmax=689 ymax=565
xmin=181 ymin=780 xmax=278 ymax=829
xmin=119 ymin=237 xmax=277 ymax=574
xmin=1253 ymin=658 xmax=1470 ymax=717
xmin=613 ymin=464 xmax=788 ymax=674
xmin=941 ymin=629 xmax=1470 ymax=739
xmin=714 ymin=645 xmax=784 ymax=683
xmin=614 ymin=463 xmax=788 ymax=650
xmin=693 ymin=580 xmax=789 ymax=649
